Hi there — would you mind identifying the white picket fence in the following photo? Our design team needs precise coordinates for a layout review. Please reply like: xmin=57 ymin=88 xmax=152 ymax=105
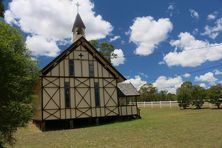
xmin=136 ymin=101 xmax=214 ymax=108
xmin=137 ymin=101 xmax=178 ymax=108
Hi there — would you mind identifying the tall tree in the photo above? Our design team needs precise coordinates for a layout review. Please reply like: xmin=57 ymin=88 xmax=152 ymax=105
xmin=176 ymin=81 xmax=193 ymax=109
xmin=191 ymin=85 xmax=206 ymax=109
xmin=0 ymin=0 xmax=4 ymax=17
xmin=90 ymin=40 xmax=115 ymax=62
xmin=139 ymin=84 xmax=157 ymax=101
xmin=206 ymin=84 xmax=222 ymax=109
xmin=0 ymin=22 xmax=38 ymax=146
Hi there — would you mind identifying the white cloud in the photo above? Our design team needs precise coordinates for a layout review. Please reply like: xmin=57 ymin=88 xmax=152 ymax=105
xmin=26 ymin=35 xmax=60 ymax=57
xmin=183 ymin=73 xmax=191 ymax=78
xmin=189 ymin=9 xmax=199 ymax=19
xmin=167 ymin=3 xmax=175 ymax=17
xmin=124 ymin=75 xmax=147 ymax=90
xmin=129 ymin=16 xmax=173 ymax=56
xmin=111 ymin=49 xmax=125 ymax=66
xmin=164 ymin=32 xmax=222 ymax=67
xmin=199 ymin=83 xmax=207 ymax=88
xmin=202 ymin=18 xmax=222 ymax=39
xmin=110 ymin=36 xmax=120 ymax=42
xmin=195 ymin=72 xmax=217 ymax=85
xmin=214 ymin=69 xmax=222 ymax=75
xmin=139 ymin=72 xmax=148 ymax=78
xmin=207 ymin=14 xmax=216 ymax=21
xmin=4 ymin=0 xmax=113 ymax=57
xmin=153 ymin=76 xmax=183 ymax=94
xmin=192 ymin=28 xmax=199 ymax=35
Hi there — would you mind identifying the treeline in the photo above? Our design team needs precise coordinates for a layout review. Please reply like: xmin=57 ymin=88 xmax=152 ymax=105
xmin=138 ymin=81 xmax=222 ymax=109
xmin=138 ymin=84 xmax=177 ymax=102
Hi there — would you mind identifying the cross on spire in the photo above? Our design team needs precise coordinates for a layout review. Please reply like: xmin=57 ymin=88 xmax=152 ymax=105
xmin=76 ymin=2 xmax=80 ymax=13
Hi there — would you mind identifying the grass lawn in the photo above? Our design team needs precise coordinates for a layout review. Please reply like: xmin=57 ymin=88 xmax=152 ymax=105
xmin=12 ymin=107 xmax=222 ymax=148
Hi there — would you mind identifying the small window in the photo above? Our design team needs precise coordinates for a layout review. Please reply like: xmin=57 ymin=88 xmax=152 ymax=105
xmin=64 ymin=82 xmax=71 ymax=108
xmin=94 ymin=82 xmax=100 ymax=107
xmin=89 ymin=61 xmax=94 ymax=77
xmin=69 ymin=60 xmax=74 ymax=76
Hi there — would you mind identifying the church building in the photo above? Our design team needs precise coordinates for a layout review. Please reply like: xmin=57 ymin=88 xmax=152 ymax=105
xmin=33 ymin=13 xmax=140 ymax=130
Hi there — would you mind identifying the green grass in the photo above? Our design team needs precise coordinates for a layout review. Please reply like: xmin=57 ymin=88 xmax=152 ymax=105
xmin=13 ymin=108 xmax=222 ymax=148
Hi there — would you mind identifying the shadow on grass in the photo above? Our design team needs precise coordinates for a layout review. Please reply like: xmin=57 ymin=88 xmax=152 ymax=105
xmin=35 ymin=115 xmax=141 ymax=132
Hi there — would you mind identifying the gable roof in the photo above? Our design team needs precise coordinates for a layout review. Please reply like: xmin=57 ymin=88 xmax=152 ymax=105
xmin=117 ymin=82 xmax=140 ymax=96
xmin=41 ymin=37 xmax=126 ymax=82
xmin=72 ymin=13 xmax=86 ymax=31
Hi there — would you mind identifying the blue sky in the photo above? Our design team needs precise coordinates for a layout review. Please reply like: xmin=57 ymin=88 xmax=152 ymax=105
xmin=3 ymin=0 xmax=222 ymax=93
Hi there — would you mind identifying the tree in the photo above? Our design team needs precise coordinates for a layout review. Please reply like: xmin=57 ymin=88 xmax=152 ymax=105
xmin=0 ymin=0 xmax=4 ymax=18
xmin=166 ymin=93 xmax=177 ymax=101
xmin=191 ymin=85 xmax=206 ymax=109
xmin=139 ymin=84 xmax=157 ymax=101
xmin=90 ymin=40 xmax=115 ymax=62
xmin=206 ymin=84 xmax=222 ymax=109
xmin=0 ymin=22 xmax=38 ymax=146
xmin=176 ymin=81 xmax=193 ymax=109
xmin=156 ymin=90 xmax=168 ymax=101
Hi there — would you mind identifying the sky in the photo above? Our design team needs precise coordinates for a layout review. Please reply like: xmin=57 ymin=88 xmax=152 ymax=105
xmin=3 ymin=0 xmax=222 ymax=93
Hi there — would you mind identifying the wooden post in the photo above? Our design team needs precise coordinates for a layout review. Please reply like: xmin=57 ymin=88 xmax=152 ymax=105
xmin=160 ymin=101 xmax=162 ymax=108
xmin=96 ymin=118 xmax=100 ymax=125
xmin=40 ymin=121 xmax=45 ymax=131
xmin=69 ymin=120 xmax=74 ymax=129
xmin=170 ymin=100 xmax=172 ymax=108
xmin=151 ymin=101 xmax=153 ymax=108
xmin=144 ymin=101 xmax=145 ymax=108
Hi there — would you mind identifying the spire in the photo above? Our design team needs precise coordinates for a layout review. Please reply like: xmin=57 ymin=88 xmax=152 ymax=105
xmin=72 ymin=13 xmax=86 ymax=32
xmin=72 ymin=2 xmax=86 ymax=42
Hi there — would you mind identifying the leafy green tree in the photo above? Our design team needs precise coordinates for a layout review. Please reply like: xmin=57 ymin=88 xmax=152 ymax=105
xmin=156 ymin=90 xmax=168 ymax=101
xmin=206 ymin=84 xmax=222 ymax=109
xmin=90 ymin=40 xmax=115 ymax=62
xmin=0 ymin=0 xmax=4 ymax=17
xmin=0 ymin=22 xmax=39 ymax=146
xmin=139 ymin=84 xmax=157 ymax=101
xmin=176 ymin=81 xmax=193 ymax=109
xmin=191 ymin=85 xmax=206 ymax=109
xmin=166 ymin=93 xmax=177 ymax=101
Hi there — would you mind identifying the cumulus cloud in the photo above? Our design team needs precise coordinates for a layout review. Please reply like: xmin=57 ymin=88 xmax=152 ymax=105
xmin=124 ymin=75 xmax=147 ymax=90
xmin=153 ymin=76 xmax=183 ymax=94
xmin=110 ymin=36 xmax=120 ymax=42
xmin=214 ymin=69 xmax=222 ymax=75
xmin=199 ymin=83 xmax=207 ymax=88
xmin=183 ymin=73 xmax=191 ymax=78
xmin=195 ymin=72 xmax=217 ymax=85
xmin=202 ymin=18 xmax=222 ymax=39
xmin=129 ymin=16 xmax=173 ymax=56
xmin=26 ymin=35 xmax=60 ymax=57
xmin=111 ymin=49 xmax=125 ymax=66
xmin=207 ymin=14 xmax=216 ymax=21
xmin=164 ymin=32 xmax=222 ymax=67
xmin=189 ymin=9 xmax=199 ymax=19
xmin=4 ymin=0 xmax=113 ymax=57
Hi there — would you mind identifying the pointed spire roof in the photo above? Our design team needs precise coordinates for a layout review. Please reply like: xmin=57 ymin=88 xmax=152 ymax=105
xmin=72 ymin=13 xmax=86 ymax=32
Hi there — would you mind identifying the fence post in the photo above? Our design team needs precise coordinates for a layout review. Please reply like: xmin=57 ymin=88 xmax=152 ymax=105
xmin=160 ymin=101 xmax=162 ymax=108
xmin=144 ymin=101 xmax=145 ymax=108
xmin=170 ymin=100 xmax=172 ymax=108
xmin=151 ymin=101 xmax=153 ymax=108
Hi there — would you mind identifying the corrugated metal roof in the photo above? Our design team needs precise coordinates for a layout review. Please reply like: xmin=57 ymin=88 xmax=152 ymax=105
xmin=117 ymin=82 xmax=140 ymax=96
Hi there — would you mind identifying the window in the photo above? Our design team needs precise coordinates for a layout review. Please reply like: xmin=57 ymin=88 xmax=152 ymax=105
xmin=69 ymin=60 xmax=74 ymax=76
xmin=94 ymin=82 xmax=100 ymax=107
xmin=89 ymin=61 xmax=94 ymax=77
xmin=64 ymin=82 xmax=71 ymax=108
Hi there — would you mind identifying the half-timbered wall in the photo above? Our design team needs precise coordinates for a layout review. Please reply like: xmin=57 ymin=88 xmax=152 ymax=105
xmin=41 ymin=45 xmax=120 ymax=120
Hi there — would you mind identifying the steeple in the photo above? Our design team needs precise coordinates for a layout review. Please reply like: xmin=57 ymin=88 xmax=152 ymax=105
xmin=72 ymin=13 xmax=86 ymax=42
